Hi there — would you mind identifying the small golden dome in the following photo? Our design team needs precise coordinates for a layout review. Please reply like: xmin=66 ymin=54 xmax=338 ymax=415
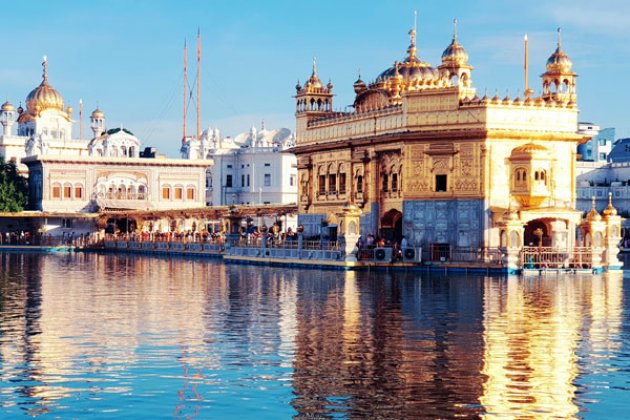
xmin=91 ymin=108 xmax=105 ymax=119
xmin=587 ymin=196 xmax=602 ymax=221
xmin=546 ymin=29 xmax=573 ymax=72
xmin=304 ymin=58 xmax=323 ymax=89
xmin=603 ymin=192 xmax=618 ymax=217
xmin=441 ymin=20 xmax=469 ymax=66
xmin=1 ymin=100 xmax=14 ymax=112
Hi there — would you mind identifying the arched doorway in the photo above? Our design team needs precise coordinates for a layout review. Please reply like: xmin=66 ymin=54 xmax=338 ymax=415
xmin=524 ymin=219 xmax=548 ymax=247
xmin=380 ymin=209 xmax=403 ymax=244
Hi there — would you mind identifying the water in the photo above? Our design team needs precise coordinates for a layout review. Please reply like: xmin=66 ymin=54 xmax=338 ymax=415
xmin=0 ymin=252 xmax=629 ymax=419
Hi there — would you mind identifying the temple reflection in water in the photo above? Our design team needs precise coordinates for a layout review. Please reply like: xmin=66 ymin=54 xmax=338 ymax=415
xmin=0 ymin=253 xmax=625 ymax=418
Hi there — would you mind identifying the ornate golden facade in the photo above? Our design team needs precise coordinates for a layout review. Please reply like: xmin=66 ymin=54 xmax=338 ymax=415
xmin=292 ymin=22 xmax=622 ymax=269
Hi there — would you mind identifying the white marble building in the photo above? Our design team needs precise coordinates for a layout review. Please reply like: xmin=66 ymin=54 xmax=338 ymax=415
xmin=181 ymin=123 xmax=297 ymax=207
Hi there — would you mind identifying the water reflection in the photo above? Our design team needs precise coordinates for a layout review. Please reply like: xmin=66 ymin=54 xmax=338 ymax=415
xmin=0 ymin=253 xmax=627 ymax=418
xmin=480 ymin=273 xmax=623 ymax=418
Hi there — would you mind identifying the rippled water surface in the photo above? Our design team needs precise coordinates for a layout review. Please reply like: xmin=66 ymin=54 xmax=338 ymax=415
xmin=1 ymin=252 xmax=629 ymax=418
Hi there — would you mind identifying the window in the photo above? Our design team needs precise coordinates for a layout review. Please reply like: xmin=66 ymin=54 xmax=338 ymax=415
xmin=62 ymin=218 xmax=73 ymax=229
xmin=264 ymin=173 xmax=271 ymax=187
xmin=391 ymin=173 xmax=398 ymax=192
xmin=435 ymin=174 xmax=447 ymax=192
xmin=227 ymin=164 xmax=232 ymax=169
xmin=600 ymin=153 xmax=607 ymax=160
xmin=226 ymin=174 xmax=233 ymax=187
xmin=174 ymin=187 xmax=183 ymax=200
xmin=187 ymin=187 xmax=195 ymax=200
xmin=328 ymin=174 xmax=337 ymax=193
xmin=162 ymin=187 xmax=171 ymax=199
xmin=52 ymin=184 xmax=61 ymax=199
xmin=319 ymin=175 xmax=326 ymax=195
xmin=63 ymin=184 xmax=72 ymax=199
xmin=247 ymin=174 xmax=250 ymax=187
xmin=241 ymin=175 xmax=245 ymax=187
xmin=289 ymin=175 xmax=296 ymax=187
xmin=339 ymin=173 xmax=346 ymax=194
xmin=357 ymin=175 xmax=363 ymax=193
xmin=264 ymin=163 xmax=271 ymax=167
xmin=74 ymin=185 xmax=83 ymax=199
xmin=138 ymin=185 xmax=146 ymax=200
xmin=382 ymin=174 xmax=388 ymax=192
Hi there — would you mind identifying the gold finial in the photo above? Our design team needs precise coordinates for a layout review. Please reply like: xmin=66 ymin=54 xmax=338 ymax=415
xmin=407 ymin=11 xmax=418 ymax=60
xmin=591 ymin=195 xmax=596 ymax=210
xmin=557 ymin=27 xmax=562 ymax=48
xmin=453 ymin=18 xmax=458 ymax=43
xmin=312 ymin=56 xmax=317 ymax=77
xmin=42 ymin=55 xmax=48 ymax=84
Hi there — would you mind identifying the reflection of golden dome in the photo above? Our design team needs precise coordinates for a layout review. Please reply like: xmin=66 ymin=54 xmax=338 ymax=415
xmin=1 ymin=100 xmax=14 ymax=112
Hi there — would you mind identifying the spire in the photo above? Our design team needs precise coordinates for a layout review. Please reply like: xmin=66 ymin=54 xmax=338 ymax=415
xmin=407 ymin=11 xmax=418 ymax=60
xmin=183 ymin=39 xmax=188 ymax=144
xmin=311 ymin=57 xmax=317 ymax=78
xmin=42 ymin=55 xmax=48 ymax=85
xmin=453 ymin=18 xmax=458 ymax=43
xmin=197 ymin=28 xmax=201 ymax=142
xmin=557 ymin=27 xmax=562 ymax=49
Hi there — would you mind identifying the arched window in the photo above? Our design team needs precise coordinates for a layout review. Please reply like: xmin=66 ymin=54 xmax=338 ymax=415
xmin=162 ymin=185 xmax=171 ymax=200
xmin=356 ymin=175 xmax=363 ymax=194
xmin=74 ymin=184 xmax=83 ymax=199
xmin=392 ymin=173 xmax=398 ymax=192
xmin=382 ymin=173 xmax=389 ymax=192
xmin=174 ymin=185 xmax=183 ymax=200
xmin=52 ymin=183 xmax=62 ymax=199
xmin=63 ymin=183 xmax=72 ymax=199
xmin=138 ymin=185 xmax=146 ymax=200
xmin=187 ymin=186 xmax=195 ymax=200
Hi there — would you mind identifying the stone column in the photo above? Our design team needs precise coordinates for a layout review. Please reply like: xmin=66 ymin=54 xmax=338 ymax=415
xmin=336 ymin=203 xmax=362 ymax=262
xmin=603 ymin=193 xmax=622 ymax=270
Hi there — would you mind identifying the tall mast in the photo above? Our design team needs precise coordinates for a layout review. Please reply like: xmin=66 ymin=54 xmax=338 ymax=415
xmin=196 ymin=28 xmax=201 ymax=141
xmin=524 ymin=34 xmax=529 ymax=98
xmin=79 ymin=98 xmax=83 ymax=140
xmin=183 ymin=39 xmax=188 ymax=143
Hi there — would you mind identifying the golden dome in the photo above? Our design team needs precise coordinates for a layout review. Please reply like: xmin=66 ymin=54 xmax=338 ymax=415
xmin=603 ymin=192 xmax=618 ymax=217
xmin=1 ymin=100 xmax=14 ymax=112
xmin=441 ymin=19 xmax=469 ymax=66
xmin=546 ymin=29 xmax=573 ymax=72
xmin=24 ymin=57 xmax=65 ymax=115
xmin=376 ymin=22 xmax=439 ymax=85
xmin=91 ymin=108 xmax=105 ymax=119
xmin=304 ymin=58 xmax=323 ymax=89
xmin=587 ymin=196 xmax=602 ymax=221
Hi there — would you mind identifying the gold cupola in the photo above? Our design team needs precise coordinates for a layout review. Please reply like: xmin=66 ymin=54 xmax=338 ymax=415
xmin=441 ymin=19 xmax=469 ymax=66
xmin=587 ymin=196 xmax=602 ymax=221
xmin=602 ymin=192 xmax=618 ymax=217
xmin=438 ymin=19 xmax=473 ymax=88
xmin=18 ymin=57 xmax=66 ymax=123
xmin=1 ymin=100 xmax=15 ymax=112
xmin=508 ymin=142 xmax=553 ymax=208
xmin=374 ymin=14 xmax=439 ymax=86
xmin=541 ymin=28 xmax=577 ymax=103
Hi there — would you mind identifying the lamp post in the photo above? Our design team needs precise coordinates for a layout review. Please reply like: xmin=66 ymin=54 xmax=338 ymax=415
xmin=534 ymin=227 xmax=543 ymax=248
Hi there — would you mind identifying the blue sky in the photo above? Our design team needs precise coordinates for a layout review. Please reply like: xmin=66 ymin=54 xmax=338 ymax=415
xmin=2 ymin=0 xmax=630 ymax=157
